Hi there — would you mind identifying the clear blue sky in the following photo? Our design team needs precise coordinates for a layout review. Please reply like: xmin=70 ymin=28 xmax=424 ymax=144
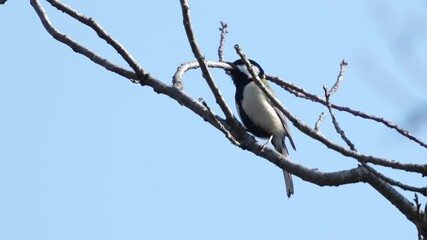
xmin=1 ymin=1 xmax=426 ymax=239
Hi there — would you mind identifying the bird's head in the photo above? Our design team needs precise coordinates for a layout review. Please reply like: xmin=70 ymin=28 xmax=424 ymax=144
xmin=227 ymin=59 xmax=265 ymax=87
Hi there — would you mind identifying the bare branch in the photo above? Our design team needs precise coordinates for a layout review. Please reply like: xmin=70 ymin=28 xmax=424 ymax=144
xmin=328 ymin=59 xmax=348 ymax=96
xmin=314 ymin=112 xmax=326 ymax=132
xmin=218 ymin=21 xmax=228 ymax=62
xmin=179 ymin=0 xmax=236 ymax=125
xmin=267 ymin=75 xmax=427 ymax=149
xmin=368 ymin=164 xmax=427 ymax=196
xmin=199 ymin=98 xmax=240 ymax=146
xmin=45 ymin=0 xmax=147 ymax=78
xmin=252 ymin=138 xmax=420 ymax=227
xmin=414 ymin=194 xmax=423 ymax=240
xmin=325 ymin=91 xmax=427 ymax=193
xmin=365 ymin=169 xmax=419 ymax=228
xmin=243 ymin=135 xmax=365 ymax=187
xmin=323 ymin=85 xmax=357 ymax=151
xmin=30 ymin=0 xmax=137 ymax=81
xmin=0 ymin=0 xmax=7 ymax=5
xmin=423 ymin=203 xmax=427 ymax=239
xmin=31 ymin=0 xmax=238 ymax=152
xmin=172 ymin=60 xmax=231 ymax=90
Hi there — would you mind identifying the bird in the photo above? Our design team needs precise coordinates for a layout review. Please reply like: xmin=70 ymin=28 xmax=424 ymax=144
xmin=227 ymin=59 xmax=296 ymax=198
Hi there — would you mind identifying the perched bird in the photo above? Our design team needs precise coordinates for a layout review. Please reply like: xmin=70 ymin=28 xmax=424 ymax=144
xmin=227 ymin=59 xmax=296 ymax=198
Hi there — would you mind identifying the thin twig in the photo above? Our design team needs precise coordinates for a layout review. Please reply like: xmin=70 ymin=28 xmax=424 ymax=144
xmin=46 ymin=0 xmax=148 ymax=79
xmin=172 ymin=61 xmax=232 ymax=90
xmin=199 ymin=98 xmax=240 ymax=146
xmin=414 ymin=194 xmax=422 ymax=240
xmin=329 ymin=59 xmax=348 ymax=96
xmin=267 ymin=74 xmax=427 ymax=150
xmin=365 ymin=169 xmax=420 ymax=229
xmin=423 ymin=204 xmax=427 ymax=239
xmin=314 ymin=112 xmax=326 ymax=132
xmin=324 ymin=85 xmax=357 ymax=151
xmin=363 ymin=163 xmax=426 ymax=196
xmin=234 ymin=45 xmax=427 ymax=175
xmin=218 ymin=21 xmax=228 ymax=62
xmin=30 ymin=0 xmax=137 ymax=80
xmin=179 ymin=0 xmax=236 ymax=124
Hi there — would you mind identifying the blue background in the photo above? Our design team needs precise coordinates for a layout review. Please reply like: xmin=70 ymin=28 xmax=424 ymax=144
xmin=1 ymin=1 xmax=426 ymax=239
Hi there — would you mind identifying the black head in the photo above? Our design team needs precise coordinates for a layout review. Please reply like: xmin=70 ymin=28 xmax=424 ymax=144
xmin=227 ymin=59 xmax=265 ymax=87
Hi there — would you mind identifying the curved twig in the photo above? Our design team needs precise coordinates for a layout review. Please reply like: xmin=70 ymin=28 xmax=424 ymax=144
xmin=172 ymin=60 xmax=231 ymax=90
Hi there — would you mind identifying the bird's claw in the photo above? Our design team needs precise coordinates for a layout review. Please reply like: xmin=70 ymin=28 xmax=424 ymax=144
xmin=260 ymin=135 xmax=274 ymax=153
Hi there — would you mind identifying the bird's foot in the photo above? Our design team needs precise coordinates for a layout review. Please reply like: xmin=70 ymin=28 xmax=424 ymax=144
xmin=260 ymin=135 xmax=274 ymax=152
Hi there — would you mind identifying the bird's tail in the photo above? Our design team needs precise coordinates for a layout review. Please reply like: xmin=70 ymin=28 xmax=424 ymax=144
xmin=281 ymin=145 xmax=294 ymax=198
xmin=283 ymin=170 xmax=294 ymax=198
xmin=272 ymin=137 xmax=294 ymax=198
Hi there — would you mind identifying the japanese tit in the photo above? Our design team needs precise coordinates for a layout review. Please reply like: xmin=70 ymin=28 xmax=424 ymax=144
xmin=228 ymin=59 xmax=296 ymax=198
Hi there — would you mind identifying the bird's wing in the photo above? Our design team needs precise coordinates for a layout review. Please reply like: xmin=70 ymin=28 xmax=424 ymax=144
xmin=273 ymin=107 xmax=296 ymax=151
xmin=260 ymin=79 xmax=296 ymax=151
xmin=261 ymin=78 xmax=274 ymax=92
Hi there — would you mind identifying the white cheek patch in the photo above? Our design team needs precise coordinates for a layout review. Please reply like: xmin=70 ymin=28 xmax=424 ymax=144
xmin=236 ymin=64 xmax=260 ymax=79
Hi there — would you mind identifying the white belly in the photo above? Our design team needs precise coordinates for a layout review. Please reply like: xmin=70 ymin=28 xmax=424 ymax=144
xmin=241 ymin=82 xmax=285 ymax=136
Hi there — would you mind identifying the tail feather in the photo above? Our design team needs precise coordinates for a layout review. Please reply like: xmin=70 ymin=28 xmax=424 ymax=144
xmin=272 ymin=136 xmax=294 ymax=198
xmin=283 ymin=170 xmax=294 ymax=198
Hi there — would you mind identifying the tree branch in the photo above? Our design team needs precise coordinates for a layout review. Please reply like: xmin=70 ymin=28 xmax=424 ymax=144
xmin=179 ymin=0 xmax=236 ymax=125
xmin=199 ymin=98 xmax=240 ymax=146
xmin=30 ymin=0 xmax=137 ymax=81
xmin=218 ymin=21 xmax=228 ymax=62
xmin=363 ymin=163 xmax=427 ymax=196
xmin=323 ymin=85 xmax=357 ymax=151
xmin=324 ymin=69 xmax=427 ymax=196
xmin=328 ymin=59 xmax=348 ymax=96
xmin=172 ymin=60 xmax=231 ymax=90
xmin=365 ymin=169 xmax=419 ymax=227
xmin=30 ymin=0 xmax=237 ymax=152
xmin=45 ymin=0 xmax=148 ymax=79
xmin=267 ymin=75 xmax=427 ymax=149
xmin=314 ymin=112 xmax=326 ymax=132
